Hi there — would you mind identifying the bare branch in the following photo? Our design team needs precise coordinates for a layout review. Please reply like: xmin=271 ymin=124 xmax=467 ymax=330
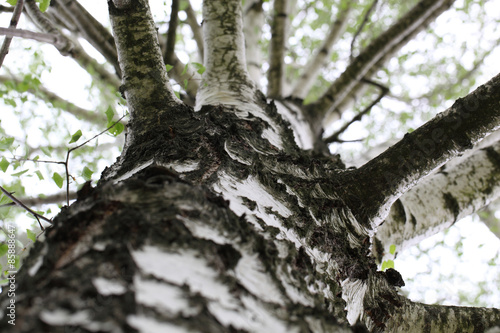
xmin=0 ymin=27 xmax=65 ymax=47
xmin=243 ymin=0 xmax=264 ymax=88
xmin=0 ymin=185 xmax=52 ymax=228
xmin=52 ymin=0 xmax=121 ymax=78
xmin=0 ymin=0 xmax=24 ymax=69
xmin=168 ymin=52 xmax=200 ymax=104
xmin=291 ymin=2 xmax=352 ymax=99
xmin=183 ymin=1 xmax=204 ymax=62
xmin=0 ymin=75 xmax=108 ymax=125
xmin=10 ymin=191 xmax=77 ymax=207
xmin=164 ymin=0 xmax=179 ymax=67
xmin=311 ymin=0 xmax=456 ymax=134
xmin=324 ymin=79 xmax=388 ymax=144
xmin=267 ymin=0 xmax=290 ymax=98
xmin=340 ymin=72 xmax=500 ymax=228
xmin=24 ymin=0 xmax=120 ymax=88
xmin=349 ymin=0 xmax=378 ymax=61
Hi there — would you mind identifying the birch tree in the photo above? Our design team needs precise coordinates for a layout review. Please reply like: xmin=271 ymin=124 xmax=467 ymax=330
xmin=0 ymin=0 xmax=499 ymax=332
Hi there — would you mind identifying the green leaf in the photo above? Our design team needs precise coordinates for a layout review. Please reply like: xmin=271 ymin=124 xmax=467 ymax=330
xmin=35 ymin=170 xmax=44 ymax=180
xmin=26 ymin=229 xmax=37 ymax=242
xmin=52 ymin=172 xmax=64 ymax=188
xmin=82 ymin=166 xmax=93 ymax=181
xmin=6 ymin=0 xmax=17 ymax=6
xmin=181 ymin=63 xmax=188 ymax=76
xmin=0 ymin=244 xmax=8 ymax=257
xmin=381 ymin=261 xmax=387 ymax=271
xmin=386 ymin=260 xmax=394 ymax=269
xmin=69 ymin=129 xmax=82 ymax=144
xmin=0 ymin=158 xmax=9 ymax=172
xmin=184 ymin=79 xmax=188 ymax=89
xmin=105 ymin=106 xmax=114 ymax=123
xmin=0 ymin=279 xmax=7 ymax=285
xmin=389 ymin=244 xmax=396 ymax=255
xmin=165 ymin=64 xmax=174 ymax=72
xmin=0 ymin=137 xmax=14 ymax=150
xmin=192 ymin=62 xmax=205 ymax=75
xmin=12 ymin=169 xmax=29 ymax=177
xmin=39 ymin=0 xmax=50 ymax=12
xmin=108 ymin=122 xmax=124 ymax=136
xmin=41 ymin=147 xmax=52 ymax=157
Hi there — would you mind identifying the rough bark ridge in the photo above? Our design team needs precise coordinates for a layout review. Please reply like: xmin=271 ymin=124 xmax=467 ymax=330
xmin=1 ymin=0 xmax=500 ymax=332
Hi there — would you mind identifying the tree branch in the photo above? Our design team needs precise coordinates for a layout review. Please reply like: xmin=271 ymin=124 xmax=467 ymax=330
xmin=243 ymin=0 xmax=264 ymax=88
xmin=310 ymin=0 xmax=456 ymax=134
xmin=267 ymin=0 xmax=290 ymax=98
xmin=183 ymin=1 xmax=203 ymax=62
xmin=0 ymin=0 xmax=24 ymax=69
xmin=24 ymin=0 xmax=120 ymax=88
xmin=0 ymin=75 xmax=108 ymax=125
xmin=349 ymin=0 xmax=378 ymax=61
xmin=324 ymin=79 xmax=388 ymax=144
xmin=291 ymin=2 xmax=352 ymax=99
xmin=108 ymin=0 xmax=180 ymax=125
xmin=164 ymin=0 xmax=179 ymax=67
xmin=52 ymin=0 xmax=121 ymax=78
xmin=340 ymin=72 xmax=500 ymax=229
xmin=373 ymin=139 xmax=500 ymax=259
xmin=196 ymin=0 xmax=256 ymax=110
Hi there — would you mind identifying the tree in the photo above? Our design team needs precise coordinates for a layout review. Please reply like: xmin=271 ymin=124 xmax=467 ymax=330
xmin=0 ymin=0 xmax=499 ymax=331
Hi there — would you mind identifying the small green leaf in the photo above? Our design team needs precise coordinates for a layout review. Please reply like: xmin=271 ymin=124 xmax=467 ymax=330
xmin=52 ymin=172 xmax=64 ymax=188
xmin=108 ymin=122 xmax=124 ymax=136
xmin=41 ymin=147 xmax=52 ymax=157
xmin=69 ymin=129 xmax=82 ymax=144
xmin=82 ymin=166 xmax=93 ymax=181
xmin=39 ymin=0 xmax=50 ymax=12
xmin=33 ymin=155 xmax=40 ymax=161
xmin=0 ymin=137 xmax=14 ymax=150
xmin=0 ymin=158 xmax=9 ymax=172
xmin=0 ymin=244 xmax=8 ymax=257
xmin=389 ymin=244 xmax=396 ymax=255
xmin=7 ymin=0 xmax=17 ymax=6
xmin=12 ymin=169 xmax=29 ymax=177
xmin=184 ymin=79 xmax=188 ymax=89
xmin=381 ymin=261 xmax=387 ymax=271
xmin=165 ymin=64 xmax=174 ymax=72
xmin=192 ymin=62 xmax=205 ymax=75
xmin=105 ymin=106 xmax=114 ymax=123
xmin=386 ymin=260 xmax=394 ymax=269
xmin=35 ymin=170 xmax=44 ymax=180
xmin=181 ymin=63 xmax=188 ymax=76
xmin=26 ymin=229 xmax=36 ymax=242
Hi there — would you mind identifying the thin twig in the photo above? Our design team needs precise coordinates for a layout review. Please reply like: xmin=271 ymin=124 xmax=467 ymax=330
xmin=0 ymin=185 xmax=52 ymax=229
xmin=0 ymin=0 xmax=24 ymax=68
xmin=324 ymin=79 xmax=388 ymax=144
xmin=350 ymin=0 xmax=378 ymax=61
xmin=64 ymin=115 xmax=126 ymax=205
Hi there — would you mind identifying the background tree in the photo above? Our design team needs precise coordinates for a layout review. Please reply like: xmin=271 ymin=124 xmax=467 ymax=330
xmin=0 ymin=0 xmax=499 ymax=332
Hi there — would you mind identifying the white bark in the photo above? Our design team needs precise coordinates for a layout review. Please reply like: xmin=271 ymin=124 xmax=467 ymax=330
xmin=243 ymin=0 xmax=265 ymax=89
xmin=375 ymin=140 xmax=500 ymax=255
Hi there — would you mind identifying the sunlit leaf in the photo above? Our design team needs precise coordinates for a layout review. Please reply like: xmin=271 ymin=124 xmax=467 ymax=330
xmin=52 ymin=172 xmax=64 ymax=188
xmin=0 ymin=244 xmax=7 ymax=257
xmin=165 ymin=64 xmax=174 ymax=72
xmin=12 ymin=169 xmax=29 ymax=177
xmin=0 ymin=158 xmax=9 ymax=172
xmin=26 ymin=229 xmax=36 ymax=242
xmin=82 ymin=166 xmax=93 ymax=181
xmin=389 ymin=244 xmax=396 ymax=255
xmin=39 ymin=0 xmax=50 ymax=12
xmin=69 ymin=129 xmax=82 ymax=144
